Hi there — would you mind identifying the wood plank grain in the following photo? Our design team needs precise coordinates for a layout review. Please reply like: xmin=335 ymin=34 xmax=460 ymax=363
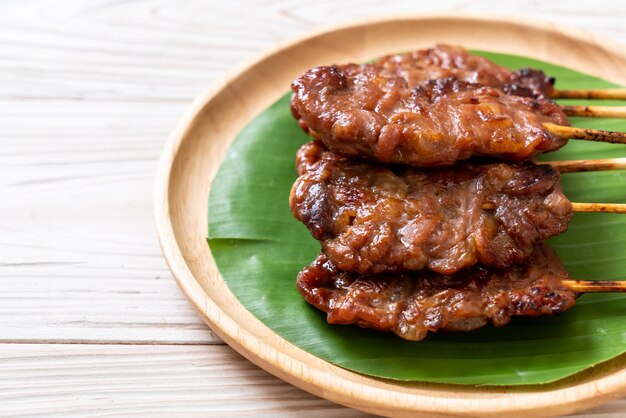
xmin=0 ymin=1 xmax=624 ymax=102
xmin=0 ymin=343 xmax=622 ymax=417
xmin=0 ymin=100 xmax=218 ymax=344
xmin=0 ymin=344 xmax=369 ymax=416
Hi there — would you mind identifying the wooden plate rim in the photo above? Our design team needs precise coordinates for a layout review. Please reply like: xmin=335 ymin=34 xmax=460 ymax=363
xmin=155 ymin=13 xmax=626 ymax=417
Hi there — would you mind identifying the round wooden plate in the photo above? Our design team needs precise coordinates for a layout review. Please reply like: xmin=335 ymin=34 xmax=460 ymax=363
xmin=155 ymin=14 xmax=626 ymax=417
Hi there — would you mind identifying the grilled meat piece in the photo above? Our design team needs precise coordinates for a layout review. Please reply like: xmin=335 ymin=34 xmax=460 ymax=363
xmin=291 ymin=141 xmax=572 ymax=275
xmin=297 ymin=244 xmax=577 ymax=341
xmin=368 ymin=44 xmax=511 ymax=88
xmin=290 ymin=63 xmax=567 ymax=167
xmin=366 ymin=45 xmax=554 ymax=99
xmin=291 ymin=45 xmax=556 ymax=140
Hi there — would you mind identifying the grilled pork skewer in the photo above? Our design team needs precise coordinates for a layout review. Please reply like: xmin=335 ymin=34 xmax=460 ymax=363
xmin=346 ymin=44 xmax=626 ymax=102
xmin=291 ymin=73 xmax=569 ymax=167
xmin=297 ymin=244 xmax=625 ymax=342
xmin=291 ymin=141 xmax=624 ymax=276
xmin=290 ymin=47 xmax=626 ymax=167
xmin=291 ymin=73 xmax=625 ymax=167
xmin=297 ymin=244 xmax=579 ymax=342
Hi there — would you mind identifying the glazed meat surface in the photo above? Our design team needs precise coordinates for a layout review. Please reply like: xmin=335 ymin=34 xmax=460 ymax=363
xmin=291 ymin=141 xmax=572 ymax=275
xmin=290 ymin=64 xmax=568 ymax=167
xmin=297 ymin=244 xmax=577 ymax=341
xmin=503 ymin=67 xmax=556 ymax=101
xmin=367 ymin=45 xmax=555 ymax=100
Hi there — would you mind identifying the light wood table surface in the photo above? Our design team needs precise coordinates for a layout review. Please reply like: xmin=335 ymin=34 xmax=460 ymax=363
xmin=1 ymin=1 xmax=625 ymax=416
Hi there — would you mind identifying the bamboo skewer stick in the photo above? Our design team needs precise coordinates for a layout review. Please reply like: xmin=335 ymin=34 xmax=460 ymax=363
xmin=481 ymin=202 xmax=626 ymax=213
xmin=562 ymin=280 xmax=626 ymax=293
xmin=542 ymin=158 xmax=626 ymax=173
xmin=543 ymin=123 xmax=626 ymax=144
xmin=551 ymin=88 xmax=626 ymax=100
xmin=571 ymin=202 xmax=626 ymax=213
xmin=560 ymin=105 xmax=626 ymax=118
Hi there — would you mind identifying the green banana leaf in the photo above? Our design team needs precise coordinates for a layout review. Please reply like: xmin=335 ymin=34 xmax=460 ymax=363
xmin=207 ymin=51 xmax=626 ymax=385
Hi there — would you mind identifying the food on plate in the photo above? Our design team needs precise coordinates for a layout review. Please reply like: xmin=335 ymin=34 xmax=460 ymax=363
xmin=286 ymin=45 xmax=626 ymax=340
xmin=291 ymin=71 xmax=568 ymax=167
xmin=290 ymin=141 xmax=572 ymax=275
xmin=297 ymin=243 xmax=577 ymax=341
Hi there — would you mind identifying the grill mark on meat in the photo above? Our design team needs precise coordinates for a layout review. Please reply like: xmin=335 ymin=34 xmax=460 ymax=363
xmin=504 ymin=68 xmax=556 ymax=100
